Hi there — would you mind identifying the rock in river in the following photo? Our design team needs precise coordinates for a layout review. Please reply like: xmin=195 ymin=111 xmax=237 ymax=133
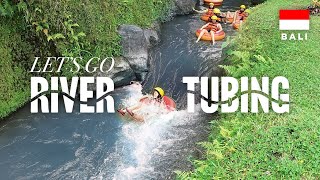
xmin=173 ymin=0 xmax=196 ymax=15
xmin=118 ymin=24 xmax=160 ymax=80
xmin=118 ymin=25 xmax=148 ymax=80
xmin=88 ymin=57 xmax=136 ymax=90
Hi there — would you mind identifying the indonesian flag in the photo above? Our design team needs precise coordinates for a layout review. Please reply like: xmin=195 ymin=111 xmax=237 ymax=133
xmin=279 ymin=10 xmax=310 ymax=30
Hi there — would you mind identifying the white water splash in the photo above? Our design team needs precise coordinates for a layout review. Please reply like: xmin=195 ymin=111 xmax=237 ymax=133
xmin=89 ymin=83 xmax=208 ymax=180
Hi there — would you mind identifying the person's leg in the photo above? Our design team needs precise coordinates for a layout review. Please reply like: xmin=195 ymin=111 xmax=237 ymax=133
xmin=127 ymin=105 xmax=139 ymax=111
xmin=126 ymin=102 xmax=143 ymax=111
xmin=126 ymin=108 xmax=145 ymax=122
xmin=132 ymin=114 xmax=145 ymax=122
xmin=117 ymin=109 xmax=126 ymax=116
xmin=222 ymin=17 xmax=227 ymax=23
xmin=196 ymin=29 xmax=208 ymax=42
xmin=126 ymin=106 xmax=143 ymax=116
xmin=233 ymin=12 xmax=237 ymax=23
xmin=226 ymin=11 xmax=231 ymax=18
xmin=210 ymin=31 xmax=215 ymax=45
xmin=118 ymin=102 xmax=143 ymax=116
xmin=230 ymin=12 xmax=235 ymax=23
xmin=225 ymin=12 xmax=231 ymax=23
xmin=131 ymin=108 xmax=142 ymax=114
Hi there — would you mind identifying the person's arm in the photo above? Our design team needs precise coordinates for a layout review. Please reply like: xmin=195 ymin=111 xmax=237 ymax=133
xmin=200 ymin=23 xmax=209 ymax=30
xmin=193 ymin=8 xmax=207 ymax=14
xmin=221 ymin=12 xmax=227 ymax=18
xmin=139 ymin=95 xmax=150 ymax=101
xmin=217 ymin=24 xmax=223 ymax=33
xmin=233 ymin=10 xmax=238 ymax=22
xmin=160 ymin=100 xmax=169 ymax=111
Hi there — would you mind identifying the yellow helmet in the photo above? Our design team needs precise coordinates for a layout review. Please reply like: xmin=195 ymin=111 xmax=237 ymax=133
xmin=240 ymin=5 xmax=246 ymax=9
xmin=211 ymin=15 xmax=218 ymax=20
xmin=213 ymin=8 xmax=221 ymax=14
xmin=209 ymin=3 xmax=214 ymax=6
xmin=245 ymin=9 xmax=251 ymax=14
xmin=154 ymin=87 xmax=165 ymax=97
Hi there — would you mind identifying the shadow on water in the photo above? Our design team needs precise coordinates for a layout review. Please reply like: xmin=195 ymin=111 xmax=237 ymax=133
xmin=0 ymin=1 xmax=248 ymax=179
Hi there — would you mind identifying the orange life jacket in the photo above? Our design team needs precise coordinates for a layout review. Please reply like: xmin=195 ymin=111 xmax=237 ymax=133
xmin=214 ymin=13 xmax=223 ymax=22
xmin=237 ymin=11 xmax=245 ymax=17
xmin=235 ymin=11 xmax=245 ymax=21
xmin=206 ymin=8 xmax=214 ymax=16
xmin=206 ymin=22 xmax=220 ymax=32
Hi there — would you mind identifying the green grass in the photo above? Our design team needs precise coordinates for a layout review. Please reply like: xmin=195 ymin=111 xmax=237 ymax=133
xmin=178 ymin=0 xmax=320 ymax=179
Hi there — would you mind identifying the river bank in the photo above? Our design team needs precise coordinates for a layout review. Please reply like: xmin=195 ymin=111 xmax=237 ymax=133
xmin=179 ymin=0 xmax=320 ymax=178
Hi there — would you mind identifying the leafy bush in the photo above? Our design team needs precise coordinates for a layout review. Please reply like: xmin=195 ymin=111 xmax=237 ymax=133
xmin=312 ymin=0 xmax=320 ymax=7
xmin=0 ymin=16 xmax=33 ymax=118
xmin=29 ymin=0 xmax=172 ymax=57
xmin=219 ymin=50 xmax=273 ymax=77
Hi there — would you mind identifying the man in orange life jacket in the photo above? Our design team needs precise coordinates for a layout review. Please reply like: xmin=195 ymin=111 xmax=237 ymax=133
xmin=233 ymin=5 xmax=247 ymax=23
xmin=196 ymin=15 xmax=223 ymax=46
xmin=117 ymin=87 xmax=165 ymax=122
xmin=213 ymin=8 xmax=227 ymax=23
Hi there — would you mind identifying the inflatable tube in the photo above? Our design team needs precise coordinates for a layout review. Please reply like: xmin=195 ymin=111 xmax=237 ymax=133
xmin=195 ymin=29 xmax=226 ymax=41
xmin=201 ymin=15 xmax=222 ymax=22
xmin=204 ymin=0 xmax=223 ymax=6
xmin=201 ymin=15 xmax=211 ymax=22
xmin=163 ymin=96 xmax=176 ymax=111
xmin=227 ymin=17 xmax=234 ymax=23
xmin=233 ymin=22 xmax=240 ymax=29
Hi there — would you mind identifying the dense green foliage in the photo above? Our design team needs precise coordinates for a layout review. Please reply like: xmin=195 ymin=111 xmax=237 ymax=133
xmin=33 ymin=0 xmax=172 ymax=57
xmin=178 ymin=0 xmax=320 ymax=178
xmin=0 ymin=16 xmax=33 ymax=118
xmin=0 ymin=0 xmax=172 ymax=118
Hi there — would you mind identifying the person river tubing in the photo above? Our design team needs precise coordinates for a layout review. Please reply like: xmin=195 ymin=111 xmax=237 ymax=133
xmin=233 ymin=8 xmax=251 ymax=29
xmin=233 ymin=5 xmax=247 ymax=23
xmin=212 ymin=8 xmax=227 ymax=23
xmin=196 ymin=15 xmax=223 ymax=46
xmin=225 ymin=10 xmax=235 ymax=23
xmin=193 ymin=2 xmax=215 ymax=15
xmin=238 ymin=8 xmax=251 ymax=26
xmin=117 ymin=87 xmax=166 ymax=122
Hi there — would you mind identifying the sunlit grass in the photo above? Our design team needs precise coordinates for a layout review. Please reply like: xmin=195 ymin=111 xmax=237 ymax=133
xmin=178 ymin=0 xmax=320 ymax=179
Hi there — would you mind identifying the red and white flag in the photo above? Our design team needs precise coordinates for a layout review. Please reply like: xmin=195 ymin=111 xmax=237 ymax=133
xmin=279 ymin=10 xmax=310 ymax=30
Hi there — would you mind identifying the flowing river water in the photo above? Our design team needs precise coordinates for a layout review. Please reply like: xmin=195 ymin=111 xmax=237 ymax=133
xmin=0 ymin=0 xmax=247 ymax=179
